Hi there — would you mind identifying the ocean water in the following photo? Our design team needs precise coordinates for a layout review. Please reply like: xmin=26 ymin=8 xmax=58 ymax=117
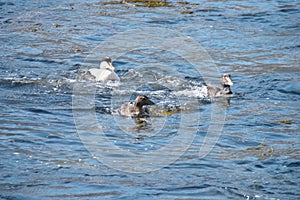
xmin=1 ymin=0 xmax=299 ymax=199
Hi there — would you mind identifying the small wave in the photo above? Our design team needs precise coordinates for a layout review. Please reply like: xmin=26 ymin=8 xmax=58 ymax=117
xmin=277 ymin=82 xmax=300 ymax=96
xmin=173 ymin=85 xmax=208 ymax=98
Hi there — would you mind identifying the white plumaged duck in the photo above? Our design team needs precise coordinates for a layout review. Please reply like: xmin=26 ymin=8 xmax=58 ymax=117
xmin=207 ymin=73 xmax=233 ymax=97
xmin=88 ymin=56 xmax=120 ymax=82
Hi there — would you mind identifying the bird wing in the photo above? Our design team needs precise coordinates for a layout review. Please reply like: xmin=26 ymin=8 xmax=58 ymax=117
xmin=207 ymin=85 xmax=221 ymax=97
xmin=107 ymin=71 xmax=120 ymax=81
xmin=120 ymin=102 xmax=133 ymax=116
xmin=88 ymin=68 xmax=101 ymax=81
xmin=88 ymin=68 xmax=120 ymax=82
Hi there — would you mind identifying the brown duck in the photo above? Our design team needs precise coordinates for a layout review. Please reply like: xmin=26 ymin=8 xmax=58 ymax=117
xmin=120 ymin=95 xmax=155 ymax=118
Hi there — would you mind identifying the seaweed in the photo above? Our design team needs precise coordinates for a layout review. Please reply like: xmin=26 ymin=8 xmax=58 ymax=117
xmin=278 ymin=119 xmax=293 ymax=125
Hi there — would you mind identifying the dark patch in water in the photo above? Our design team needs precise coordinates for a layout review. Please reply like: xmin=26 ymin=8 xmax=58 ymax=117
xmin=16 ymin=57 xmax=66 ymax=65
xmin=0 ymin=195 xmax=40 ymax=200
xmin=240 ymin=12 xmax=269 ymax=17
xmin=278 ymin=8 xmax=299 ymax=13
xmin=286 ymin=162 xmax=300 ymax=167
xmin=147 ymin=20 xmax=178 ymax=25
xmin=0 ymin=2 xmax=15 ymax=6
xmin=196 ymin=8 xmax=221 ymax=13
xmin=26 ymin=108 xmax=53 ymax=114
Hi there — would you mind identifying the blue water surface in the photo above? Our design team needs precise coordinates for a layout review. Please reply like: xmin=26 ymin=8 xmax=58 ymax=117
xmin=1 ymin=0 xmax=299 ymax=199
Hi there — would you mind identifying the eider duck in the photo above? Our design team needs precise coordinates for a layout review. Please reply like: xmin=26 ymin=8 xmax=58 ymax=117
xmin=87 ymin=56 xmax=120 ymax=82
xmin=207 ymin=73 xmax=233 ymax=97
xmin=120 ymin=95 xmax=155 ymax=119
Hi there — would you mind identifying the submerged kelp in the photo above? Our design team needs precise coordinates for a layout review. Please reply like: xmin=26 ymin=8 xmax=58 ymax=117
xmin=101 ymin=0 xmax=170 ymax=7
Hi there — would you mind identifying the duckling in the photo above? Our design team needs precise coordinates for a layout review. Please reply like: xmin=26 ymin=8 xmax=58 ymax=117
xmin=120 ymin=95 xmax=155 ymax=118
xmin=87 ymin=56 xmax=120 ymax=82
xmin=207 ymin=73 xmax=233 ymax=97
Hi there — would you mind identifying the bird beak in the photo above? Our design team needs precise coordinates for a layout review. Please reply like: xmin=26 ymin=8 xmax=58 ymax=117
xmin=145 ymin=99 xmax=155 ymax=105
xmin=225 ymin=77 xmax=234 ymax=86
xmin=108 ymin=62 xmax=115 ymax=71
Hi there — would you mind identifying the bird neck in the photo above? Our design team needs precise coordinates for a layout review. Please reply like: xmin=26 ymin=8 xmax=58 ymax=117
xmin=222 ymin=85 xmax=232 ymax=94
xmin=134 ymin=102 xmax=143 ymax=112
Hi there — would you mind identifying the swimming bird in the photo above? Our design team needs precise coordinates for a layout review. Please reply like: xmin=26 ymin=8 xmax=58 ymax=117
xmin=120 ymin=95 xmax=155 ymax=119
xmin=87 ymin=56 xmax=120 ymax=82
xmin=207 ymin=73 xmax=233 ymax=97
